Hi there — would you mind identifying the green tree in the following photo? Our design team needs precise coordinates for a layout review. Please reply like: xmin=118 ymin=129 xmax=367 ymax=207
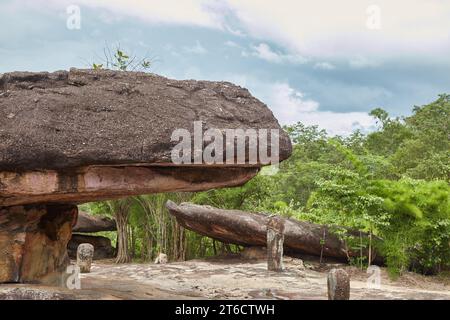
xmin=86 ymin=198 xmax=134 ymax=263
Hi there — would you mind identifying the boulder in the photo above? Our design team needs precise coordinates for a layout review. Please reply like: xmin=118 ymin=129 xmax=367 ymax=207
xmin=0 ymin=69 xmax=291 ymax=172
xmin=73 ymin=211 xmax=116 ymax=233
xmin=0 ymin=69 xmax=291 ymax=207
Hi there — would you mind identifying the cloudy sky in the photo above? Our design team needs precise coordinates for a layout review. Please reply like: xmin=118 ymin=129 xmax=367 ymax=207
xmin=1 ymin=0 xmax=449 ymax=135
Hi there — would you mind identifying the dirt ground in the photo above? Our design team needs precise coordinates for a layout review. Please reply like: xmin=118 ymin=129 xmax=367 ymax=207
xmin=1 ymin=256 xmax=449 ymax=300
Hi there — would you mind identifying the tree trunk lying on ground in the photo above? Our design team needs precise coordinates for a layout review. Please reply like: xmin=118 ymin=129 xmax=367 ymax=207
xmin=72 ymin=211 xmax=116 ymax=233
xmin=166 ymin=201 xmax=383 ymax=264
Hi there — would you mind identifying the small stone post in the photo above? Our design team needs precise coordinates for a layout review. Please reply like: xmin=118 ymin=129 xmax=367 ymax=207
xmin=77 ymin=243 xmax=94 ymax=273
xmin=327 ymin=268 xmax=350 ymax=300
xmin=154 ymin=253 xmax=168 ymax=264
xmin=267 ymin=215 xmax=285 ymax=272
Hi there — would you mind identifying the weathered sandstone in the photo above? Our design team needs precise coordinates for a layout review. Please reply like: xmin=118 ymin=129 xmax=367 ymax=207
xmin=0 ymin=68 xmax=291 ymax=283
xmin=0 ymin=204 xmax=77 ymax=283
xmin=73 ymin=211 xmax=116 ymax=233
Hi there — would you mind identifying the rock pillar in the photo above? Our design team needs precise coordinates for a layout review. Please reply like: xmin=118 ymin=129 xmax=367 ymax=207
xmin=0 ymin=204 xmax=77 ymax=284
xmin=267 ymin=215 xmax=285 ymax=272
xmin=76 ymin=243 xmax=94 ymax=273
xmin=327 ymin=268 xmax=350 ymax=300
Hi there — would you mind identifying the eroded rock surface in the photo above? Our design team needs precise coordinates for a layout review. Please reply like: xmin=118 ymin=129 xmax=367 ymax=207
xmin=0 ymin=166 xmax=258 ymax=206
xmin=0 ymin=68 xmax=291 ymax=172
xmin=77 ymin=243 xmax=94 ymax=273
xmin=1 ymin=257 xmax=449 ymax=300
xmin=0 ymin=204 xmax=77 ymax=283
xmin=327 ymin=268 xmax=350 ymax=300
xmin=0 ymin=69 xmax=290 ymax=206
xmin=73 ymin=211 xmax=116 ymax=233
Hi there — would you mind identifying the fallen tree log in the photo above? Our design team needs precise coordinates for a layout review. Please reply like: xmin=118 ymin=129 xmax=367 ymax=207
xmin=166 ymin=201 xmax=383 ymax=263
xmin=72 ymin=211 xmax=116 ymax=233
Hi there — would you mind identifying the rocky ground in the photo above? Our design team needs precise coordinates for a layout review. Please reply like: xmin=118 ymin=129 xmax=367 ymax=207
xmin=1 ymin=255 xmax=449 ymax=300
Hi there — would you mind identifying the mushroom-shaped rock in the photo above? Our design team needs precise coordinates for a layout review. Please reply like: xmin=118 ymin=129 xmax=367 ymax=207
xmin=0 ymin=69 xmax=291 ymax=283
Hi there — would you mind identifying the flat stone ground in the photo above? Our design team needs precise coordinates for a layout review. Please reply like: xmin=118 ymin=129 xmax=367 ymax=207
xmin=1 ymin=257 xmax=449 ymax=300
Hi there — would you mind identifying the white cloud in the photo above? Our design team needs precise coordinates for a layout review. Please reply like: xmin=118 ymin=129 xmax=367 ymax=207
xmin=270 ymin=83 xmax=318 ymax=113
xmin=190 ymin=71 xmax=377 ymax=136
xmin=348 ymin=55 xmax=380 ymax=69
xmin=265 ymin=82 xmax=375 ymax=136
xmin=291 ymin=111 xmax=376 ymax=136
xmin=314 ymin=62 xmax=336 ymax=70
xmin=183 ymin=41 xmax=207 ymax=54
xmin=32 ymin=0 xmax=222 ymax=28
xmin=250 ymin=43 xmax=307 ymax=64
xmin=164 ymin=68 xmax=377 ymax=136
xmin=224 ymin=26 xmax=246 ymax=37
xmin=224 ymin=40 xmax=240 ymax=48
xmin=29 ymin=0 xmax=450 ymax=62
xmin=226 ymin=0 xmax=450 ymax=60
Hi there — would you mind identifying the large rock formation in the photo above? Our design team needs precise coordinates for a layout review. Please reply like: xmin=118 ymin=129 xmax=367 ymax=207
xmin=0 ymin=69 xmax=290 ymax=206
xmin=72 ymin=211 xmax=116 ymax=233
xmin=0 ymin=69 xmax=291 ymax=283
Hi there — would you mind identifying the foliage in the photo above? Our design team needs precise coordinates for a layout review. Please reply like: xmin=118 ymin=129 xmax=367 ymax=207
xmin=191 ymin=95 xmax=450 ymax=276
xmin=92 ymin=44 xmax=152 ymax=72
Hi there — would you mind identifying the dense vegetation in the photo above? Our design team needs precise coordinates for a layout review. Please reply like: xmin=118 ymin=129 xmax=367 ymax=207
xmin=83 ymin=92 xmax=449 ymax=277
